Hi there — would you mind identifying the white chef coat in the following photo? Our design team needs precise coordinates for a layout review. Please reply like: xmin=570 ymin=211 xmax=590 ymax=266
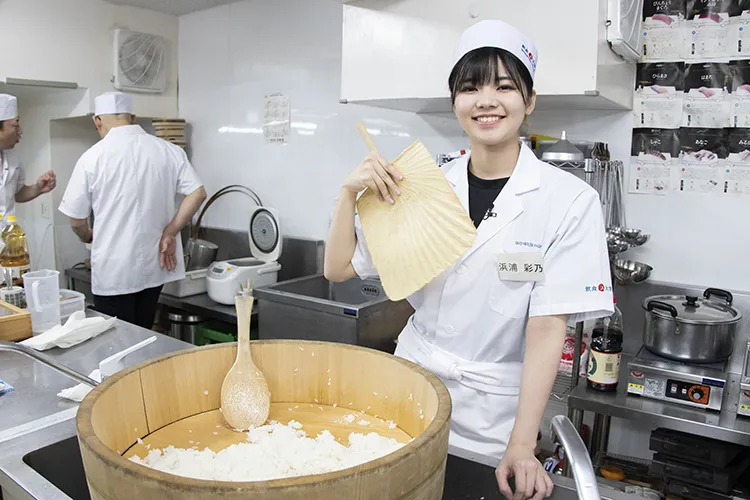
xmin=58 ymin=125 xmax=203 ymax=296
xmin=0 ymin=149 xmax=26 ymax=217
xmin=351 ymin=143 xmax=613 ymax=460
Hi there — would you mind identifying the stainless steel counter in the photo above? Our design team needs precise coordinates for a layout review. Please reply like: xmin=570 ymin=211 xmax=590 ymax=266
xmin=568 ymin=354 xmax=750 ymax=447
xmin=0 ymin=313 xmax=192 ymax=499
xmin=65 ymin=267 xmax=238 ymax=324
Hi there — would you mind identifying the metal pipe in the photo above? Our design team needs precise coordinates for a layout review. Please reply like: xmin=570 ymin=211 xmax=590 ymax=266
xmin=591 ymin=414 xmax=603 ymax=459
xmin=0 ymin=341 xmax=99 ymax=387
xmin=552 ymin=415 xmax=601 ymax=500
xmin=570 ymin=321 xmax=584 ymax=390
xmin=592 ymin=415 xmax=611 ymax=457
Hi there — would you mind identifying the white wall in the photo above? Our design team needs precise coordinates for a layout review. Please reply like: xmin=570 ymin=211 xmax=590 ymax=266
xmin=178 ymin=0 xmax=469 ymax=242
xmin=0 ymin=0 xmax=179 ymax=117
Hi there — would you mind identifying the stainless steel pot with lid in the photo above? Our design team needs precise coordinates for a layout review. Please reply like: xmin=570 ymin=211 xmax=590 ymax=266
xmin=642 ymin=288 xmax=742 ymax=363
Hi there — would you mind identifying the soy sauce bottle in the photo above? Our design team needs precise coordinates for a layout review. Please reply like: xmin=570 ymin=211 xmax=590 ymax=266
xmin=587 ymin=297 xmax=623 ymax=392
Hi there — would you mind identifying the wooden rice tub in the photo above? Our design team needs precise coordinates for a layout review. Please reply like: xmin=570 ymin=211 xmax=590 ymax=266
xmin=76 ymin=340 xmax=452 ymax=499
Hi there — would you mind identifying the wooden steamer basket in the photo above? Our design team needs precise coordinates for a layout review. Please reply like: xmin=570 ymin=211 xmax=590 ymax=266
xmin=77 ymin=340 xmax=451 ymax=499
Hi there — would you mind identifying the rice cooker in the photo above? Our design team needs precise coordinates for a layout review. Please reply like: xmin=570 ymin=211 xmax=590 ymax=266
xmin=206 ymin=207 xmax=282 ymax=305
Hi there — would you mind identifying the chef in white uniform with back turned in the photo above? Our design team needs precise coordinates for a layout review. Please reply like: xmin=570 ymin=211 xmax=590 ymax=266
xmin=59 ymin=92 xmax=206 ymax=329
xmin=325 ymin=20 xmax=613 ymax=499
xmin=0 ymin=94 xmax=57 ymax=217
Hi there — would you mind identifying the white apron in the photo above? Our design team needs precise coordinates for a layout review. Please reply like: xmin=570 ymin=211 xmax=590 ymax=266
xmin=395 ymin=318 xmax=521 ymax=460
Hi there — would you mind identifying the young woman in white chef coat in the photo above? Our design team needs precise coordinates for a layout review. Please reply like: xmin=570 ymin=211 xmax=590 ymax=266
xmin=325 ymin=19 xmax=613 ymax=500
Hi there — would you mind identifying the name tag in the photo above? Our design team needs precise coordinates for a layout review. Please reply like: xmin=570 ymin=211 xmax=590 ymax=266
xmin=495 ymin=252 xmax=545 ymax=282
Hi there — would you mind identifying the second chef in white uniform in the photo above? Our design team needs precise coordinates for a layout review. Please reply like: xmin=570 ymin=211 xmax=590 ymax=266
xmin=325 ymin=20 xmax=613 ymax=500
xmin=59 ymin=92 xmax=206 ymax=329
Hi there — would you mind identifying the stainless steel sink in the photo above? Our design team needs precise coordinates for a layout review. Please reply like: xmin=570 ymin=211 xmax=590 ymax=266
xmin=254 ymin=274 xmax=414 ymax=353
xmin=22 ymin=436 xmax=90 ymax=500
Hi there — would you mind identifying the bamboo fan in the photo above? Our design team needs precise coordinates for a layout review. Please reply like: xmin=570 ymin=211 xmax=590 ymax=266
xmin=355 ymin=122 xmax=477 ymax=301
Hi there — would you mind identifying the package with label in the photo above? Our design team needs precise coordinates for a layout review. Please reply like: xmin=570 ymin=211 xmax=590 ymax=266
xmin=728 ymin=0 xmax=750 ymax=57
xmin=678 ymin=128 xmax=727 ymax=193
xmin=642 ymin=0 xmax=687 ymax=61
xmin=683 ymin=62 xmax=732 ymax=127
xmin=724 ymin=128 xmax=750 ymax=194
xmin=685 ymin=0 xmax=733 ymax=59
xmin=630 ymin=152 xmax=674 ymax=194
xmin=680 ymin=127 xmax=729 ymax=158
xmin=632 ymin=128 xmax=682 ymax=158
xmin=559 ymin=321 xmax=593 ymax=377
xmin=730 ymin=60 xmax=750 ymax=126
xmin=0 ymin=379 xmax=13 ymax=396
xmin=634 ymin=62 xmax=685 ymax=128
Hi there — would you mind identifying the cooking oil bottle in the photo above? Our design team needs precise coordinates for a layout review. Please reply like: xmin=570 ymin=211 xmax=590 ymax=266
xmin=0 ymin=216 xmax=30 ymax=286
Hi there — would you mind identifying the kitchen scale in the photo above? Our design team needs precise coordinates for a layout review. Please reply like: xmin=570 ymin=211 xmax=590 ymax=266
xmin=627 ymin=346 xmax=728 ymax=412
xmin=206 ymin=207 xmax=282 ymax=305
xmin=739 ymin=340 xmax=750 ymax=418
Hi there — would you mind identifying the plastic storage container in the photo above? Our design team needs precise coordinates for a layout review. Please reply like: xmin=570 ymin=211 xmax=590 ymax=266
xmin=22 ymin=269 xmax=61 ymax=334
xmin=59 ymin=289 xmax=85 ymax=324
xmin=161 ymin=268 xmax=207 ymax=297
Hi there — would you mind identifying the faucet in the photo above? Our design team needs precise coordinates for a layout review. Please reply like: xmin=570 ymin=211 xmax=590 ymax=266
xmin=0 ymin=341 xmax=99 ymax=388
xmin=551 ymin=415 xmax=601 ymax=500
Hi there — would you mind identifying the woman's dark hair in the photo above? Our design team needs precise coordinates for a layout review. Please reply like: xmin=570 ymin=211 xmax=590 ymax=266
xmin=448 ymin=47 xmax=534 ymax=105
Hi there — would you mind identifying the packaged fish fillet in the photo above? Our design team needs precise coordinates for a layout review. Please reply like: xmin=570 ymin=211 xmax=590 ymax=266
xmin=686 ymin=0 xmax=733 ymax=59
xmin=634 ymin=62 xmax=685 ymax=128
xmin=683 ymin=62 xmax=732 ymax=128
xmin=642 ymin=0 xmax=687 ymax=62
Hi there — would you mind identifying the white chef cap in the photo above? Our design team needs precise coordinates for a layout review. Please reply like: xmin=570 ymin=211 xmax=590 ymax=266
xmin=94 ymin=92 xmax=133 ymax=117
xmin=453 ymin=20 xmax=539 ymax=82
xmin=0 ymin=94 xmax=18 ymax=121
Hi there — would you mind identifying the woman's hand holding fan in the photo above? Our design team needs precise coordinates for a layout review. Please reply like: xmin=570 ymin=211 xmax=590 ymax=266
xmin=343 ymin=151 xmax=403 ymax=205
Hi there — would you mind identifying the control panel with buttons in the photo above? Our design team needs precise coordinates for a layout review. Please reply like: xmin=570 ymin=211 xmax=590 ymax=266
xmin=666 ymin=379 xmax=710 ymax=405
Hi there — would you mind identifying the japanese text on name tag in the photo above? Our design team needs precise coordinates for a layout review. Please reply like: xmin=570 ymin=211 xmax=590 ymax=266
xmin=495 ymin=253 xmax=544 ymax=282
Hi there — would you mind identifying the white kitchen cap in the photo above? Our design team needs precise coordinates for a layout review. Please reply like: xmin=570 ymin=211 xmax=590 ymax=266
xmin=0 ymin=94 xmax=18 ymax=121
xmin=94 ymin=92 xmax=133 ymax=116
xmin=453 ymin=20 xmax=539 ymax=81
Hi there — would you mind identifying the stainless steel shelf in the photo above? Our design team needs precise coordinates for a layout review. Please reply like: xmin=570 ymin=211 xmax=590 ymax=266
xmin=568 ymin=355 xmax=750 ymax=446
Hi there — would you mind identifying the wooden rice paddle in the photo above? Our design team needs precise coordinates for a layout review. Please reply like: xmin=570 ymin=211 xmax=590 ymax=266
xmin=220 ymin=292 xmax=271 ymax=431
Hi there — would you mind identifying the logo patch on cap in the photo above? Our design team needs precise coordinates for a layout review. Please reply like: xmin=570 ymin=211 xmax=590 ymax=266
xmin=521 ymin=43 xmax=537 ymax=71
